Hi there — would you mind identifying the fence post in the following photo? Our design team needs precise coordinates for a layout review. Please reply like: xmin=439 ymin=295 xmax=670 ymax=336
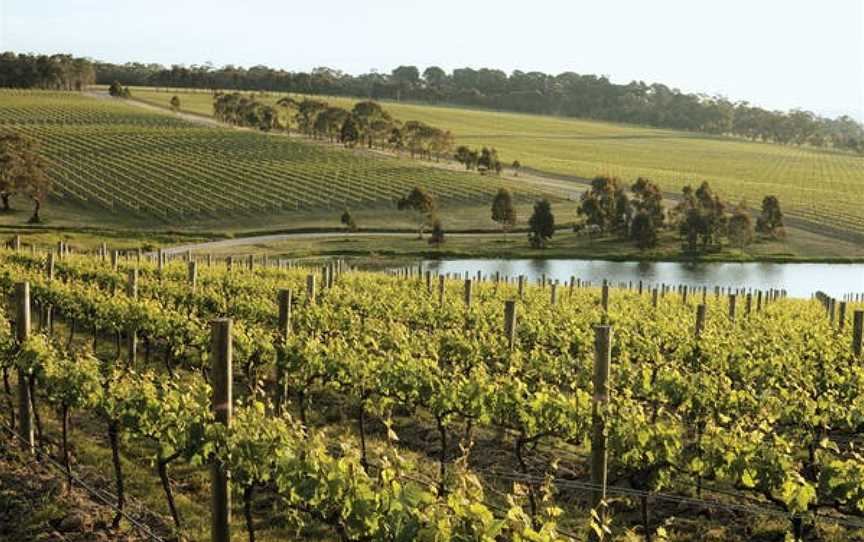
xmin=518 ymin=275 xmax=525 ymax=299
xmin=550 ymin=282 xmax=558 ymax=306
xmin=464 ymin=279 xmax=473 ymax=307
xmin=651 ymin=288 xmax=658 ymax=309
xmin=425 ymin=271 xmax=432 ymax=294
xmin=210 ymin=319 xmax=232 ymax=542
xmin=15 ymin=282 xmax=33 ymax=452
xmin=746 ymin=293 xmax=752 ymax=315
xmin=275 ymin=289 xmax=292 ymax=415
xmin=590 ymin=325 xmax=612 ymax=538
xmin=728 ymin=294 xmax=737 ymax=321
xmin=504 ymin=300 xmax=517 ymax=351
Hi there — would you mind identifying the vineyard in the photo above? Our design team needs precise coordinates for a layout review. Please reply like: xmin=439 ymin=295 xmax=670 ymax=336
xmin=0 ymin=90 xmax=548 ymax=223
xmin=133 ymin=87 xmax=864 ymax=239
xmin=1 ymin=243 xmax=864 ymax=541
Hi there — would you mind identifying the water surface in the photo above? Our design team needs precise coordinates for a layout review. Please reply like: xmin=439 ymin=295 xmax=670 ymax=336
xmin=422 ymin=259 xmax=864 ymax=299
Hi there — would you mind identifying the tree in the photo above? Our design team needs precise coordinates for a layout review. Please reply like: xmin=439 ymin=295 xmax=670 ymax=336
xmin=454 ymin=146 xmax=473 ymax=169
xmin=756 ymin=195 xmax=784 ymax=238
xmin=630 ymin=212 xmax=658 ymax=249
xmin=0 ymin=134 xmax=51 ymax=221
xmin=628 ymin=177 xmax=664 ymax=249
xmin=477 ymin=147 xmax=501 ymax=174
xmin=528 ymin=199 xmax=555 ymax=248
xmin=676 ymin=182 xmax=726 ymax=252
xmin=428 ymin=219 xmax=445 ymax=247
xmin=512 ymin=160 xmax=522 ymax=176
xmin=108 ymin=81 xmax=123 ymax=97
xmin=20 ymin=145 xmax=51 ymax=223
xmin=491 ymin=188 xmax=517 ymax=234
xmin=391 ymin=66 xmax=420 ymax=101
xmin=397 ymin=187 xmax=437 ymax=238
xmin=727 ymin=201 xmax=754 ymax=248
xmin=340 ymin=116 xmax=360 ymax=147
xmin=578 ymin=176 xmax=631 ymax=234
xmin=169 ymin=95 xmax=180 ymax=112
xmin=351 ymin=101 xmax=391 ymax=148
xmin=340 ymin=208 xmax=357 ymax=232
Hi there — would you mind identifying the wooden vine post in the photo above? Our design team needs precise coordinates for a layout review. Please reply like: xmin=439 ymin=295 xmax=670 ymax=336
xmin=601 ymin=280 xmax=609 ymax=312
xmin=210 ymin=319 xmax=232 ymax=542
xmin=438 ymin=275 xmax=445 ymax=305
xmin=306 ymin=274 xmax=316 ymax=305
xmin=464 ymin=279 xmax=473 ymax=307
xmin=44 ymin=252 xmax=55 ymax=331
xmin=126 ymin=269 xmax=138 ymax=365
xmin=504 ymin=300 xmax=517 ymax=351
xmin=590 ymin=325 xmax=612 ymax=541
xmin=853 ymin=310 xmax=863 ymax=360
xmin=188 ymin=261 xmax=198 ymax=293
xmin=275 ymin=289 xmax=292 ymax=415
xmin=695 ymin=304 xmax=707 ymax=338
xmin=728 ymin=294 xmax=737 ymax=320
xmin=16 ymin=282 xmax=34 ymax=452
xmin=838 ymin=302 xmax=847 ymax=331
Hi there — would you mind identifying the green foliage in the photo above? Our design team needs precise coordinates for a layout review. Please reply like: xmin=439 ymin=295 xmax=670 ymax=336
xmin=757 ymin=195 xmax=785 ymax=238
xmin=5 ymin=248 xmax=864 ymax=540
xmin=577 ymin=176 xmax=631 ymax=234
xmin=169 ymin=95 xmax=180 ymax=112
xmin=398 ymin=186 xmax=437 ymax=238
xmin=491 ymin=188 xmax=517 ymax=233
xmin=428 ymin=219 xmax=445 ymax=246
xmin=340 ymin=208 xmax=357 ymax=232
xmin=727 ymin=202 xmax=755 ymax=248
xmin=676 ymin=182 xmax=727 ymax=252
xmin=528 ymin=199 xmax=555 ymax=248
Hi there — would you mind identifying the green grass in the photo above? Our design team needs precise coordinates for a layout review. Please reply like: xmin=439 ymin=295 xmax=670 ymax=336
xmin=131 ymin=86 xmax=864 ymax=240
xmin=196 ymin=227 xmax=864 ymax=264
xmin=0 ymin=89 xmax=552 ymax=229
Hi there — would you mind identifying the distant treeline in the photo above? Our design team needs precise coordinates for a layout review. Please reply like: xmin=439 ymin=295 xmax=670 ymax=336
xmin=3 ymin=52 xmax=863 ymax=154
xmin=0 ymin=52 xmax=95 ymax=90
xmin=92 ymin=61 xmax=864 ymax=154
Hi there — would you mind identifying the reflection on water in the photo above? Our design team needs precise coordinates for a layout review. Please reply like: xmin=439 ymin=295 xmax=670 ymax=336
xmin=421 ymin=259 xmax=864 ymax=299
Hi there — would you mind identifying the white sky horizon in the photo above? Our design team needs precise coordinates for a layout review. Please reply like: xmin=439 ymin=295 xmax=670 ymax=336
xmin=2 ymin=0 xmax=862 ymax=121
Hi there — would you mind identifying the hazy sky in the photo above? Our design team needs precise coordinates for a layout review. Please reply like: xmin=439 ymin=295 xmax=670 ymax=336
xmin=2 ymin=0 xmax=862 ymax=119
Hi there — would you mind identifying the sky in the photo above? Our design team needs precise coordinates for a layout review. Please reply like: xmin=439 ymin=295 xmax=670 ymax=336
xmin=1 ymin=0 xmax=862 ymax=120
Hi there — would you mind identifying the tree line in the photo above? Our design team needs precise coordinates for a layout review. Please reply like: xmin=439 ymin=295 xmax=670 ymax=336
xmin=211 ymin=93 xmax=460 ymax=161
xmin=390 ymin=177 xmax=784 ymax=254
xmin=87 ymin=58 xmax=864 ymax=154
xmin=575 ymin=176 xmax=784 ymax=252
xmin=0 ymin=52 xmax=95 ymax=90
xmin=4 ymin=51 xmax=861 ymax=154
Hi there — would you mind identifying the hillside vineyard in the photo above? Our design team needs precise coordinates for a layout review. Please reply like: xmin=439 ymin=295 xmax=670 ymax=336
xmin=0 ymin=90 xmax=539 ymax=220
xmin=132 ymin=87 xmax=864 ymax=240
xmin=2 ymin=244 xmax=864 ymax=540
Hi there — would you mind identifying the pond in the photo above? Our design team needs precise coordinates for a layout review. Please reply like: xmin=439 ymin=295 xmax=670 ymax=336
xmin=421 ymin=259 xmax=864 ymax=299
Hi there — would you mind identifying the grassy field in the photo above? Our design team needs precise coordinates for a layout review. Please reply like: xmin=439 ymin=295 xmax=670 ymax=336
xmin=0 ymin=89 xmax=555 ymax=231
xmin=132 ymin=86 xmax=864 ymax=241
